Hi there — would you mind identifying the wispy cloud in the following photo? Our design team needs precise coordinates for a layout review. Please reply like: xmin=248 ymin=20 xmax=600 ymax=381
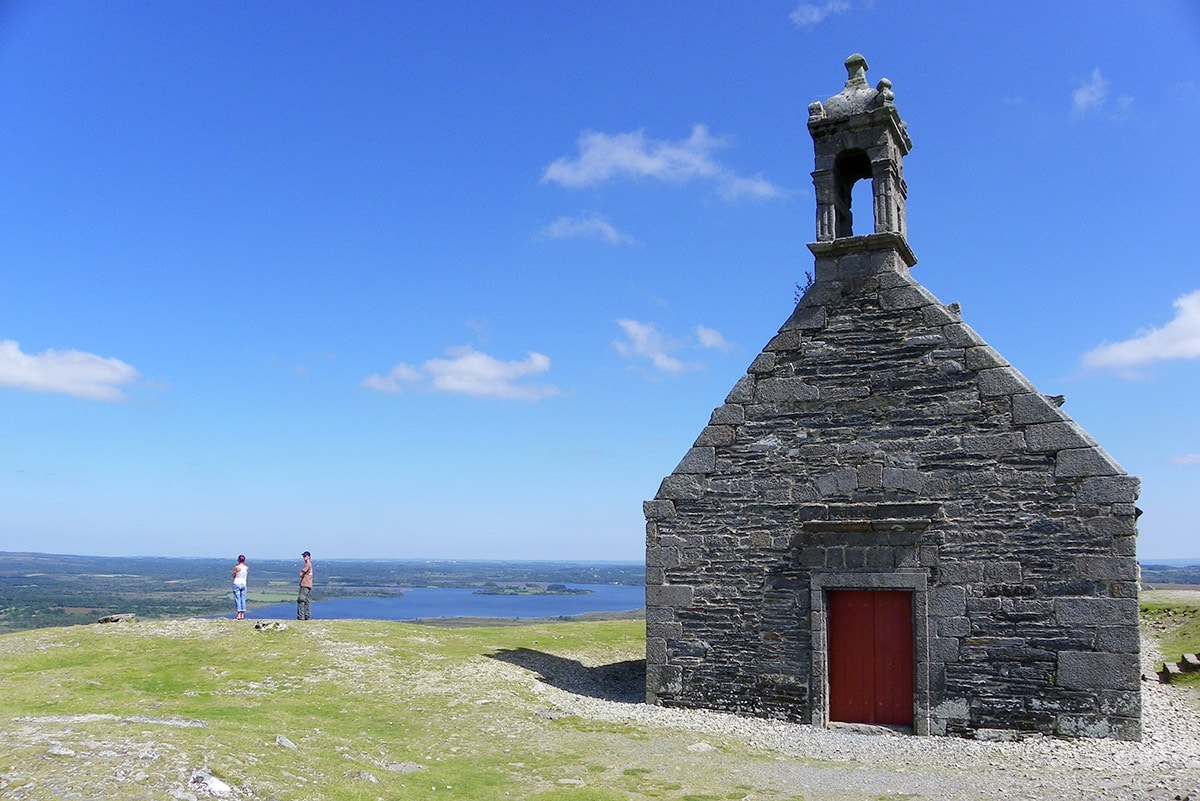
xmin=363 ymin=345 xmax=561 ymax=401
xmin=1073 ymin=68 xmax=1109 ymax=113
xmin=361 ymin=363 xmax=422 ymax=393
xmin=1072 ymin=67 xmax=1133 ymax=117
xmin=695 ymin=325 xmax=732 ymax=351
xmin=0 ymin=339 xmax=140 ymax=402
xmin=1082 ymin=290 xmax=1200 ymax=370
xmin=614 ymin=320 xmax=691 ymax=375
xmin=1170 ymin=454 xmax=1200 ymax=467
xmin=541 ymin=125 xmax=784 ymax=200
xmin=789 ymin=0 xmax=850 ymax=27
xmin=538 ymin=213 xmax=636 ymax=245
xmin=614 ymin=320 xmax=732 ymax=375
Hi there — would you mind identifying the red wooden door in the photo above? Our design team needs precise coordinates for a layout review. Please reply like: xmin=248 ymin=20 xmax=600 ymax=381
xmin=827 ymin=590 xmax=913 ymax=726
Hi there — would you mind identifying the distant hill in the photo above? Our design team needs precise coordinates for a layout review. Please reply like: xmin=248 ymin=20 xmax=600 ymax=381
xmin=1140 ymin=562 xmax=1200 ymax=588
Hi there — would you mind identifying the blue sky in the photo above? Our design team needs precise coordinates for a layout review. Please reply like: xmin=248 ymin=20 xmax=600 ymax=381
xmin=1 ymin=2 xmax=1197 ymax=562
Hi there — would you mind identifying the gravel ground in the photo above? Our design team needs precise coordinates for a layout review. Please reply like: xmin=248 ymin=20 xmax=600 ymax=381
xmin=511 ymin=632 xmax=1200 ymax=801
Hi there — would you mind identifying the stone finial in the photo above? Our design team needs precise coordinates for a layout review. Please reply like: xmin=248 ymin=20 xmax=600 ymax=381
xmin=876 ymin=77 xmax=894 ymax=102
xmin=845 ymin=53 xmax=869 ymax=85
xmin=815 ymin=54 xmax=896 ymax=119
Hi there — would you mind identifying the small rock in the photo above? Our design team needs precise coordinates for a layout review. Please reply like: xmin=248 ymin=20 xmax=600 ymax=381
xmin=275 ymin=734 xmax=298 ymax=749
xmin=190 ymin=770 xmax=232 ymax=797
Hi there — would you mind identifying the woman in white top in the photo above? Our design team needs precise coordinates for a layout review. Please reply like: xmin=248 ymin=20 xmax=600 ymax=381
xmin=231 ymin=554 xmax=249 ymax=620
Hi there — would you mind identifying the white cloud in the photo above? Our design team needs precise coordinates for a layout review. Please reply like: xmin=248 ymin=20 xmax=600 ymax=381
xmin=719 ymin=173 xmax=787 ymax=201
xmin=541 ymin=125 xmax=784 ymax=200
xmin=1170 ymin=454 xmax=1200 ymax=466
xmin=362 ymin=346 xmax=561 ymax=401
xmin=538 ymin=214 xmax=636 ymax=245
xmin=360 ymin=363 xmax=422 ymax=394
xmin=614 ymin=319 xmax=689 ymax=375
xmin=1072 ymin=68 xmax=1109 ymax=113
xmin=1082 ymin=290 xmax=1200 ymax=369
xmin=695 ymin=325 xmax=732 ymax=352
xmin=789 ymin=0 xmax=850 ymax=27
xmin=0 ymin=339 xmax=140 ymax=402
xmin=614 ymin=319 xmax=721 ymax=376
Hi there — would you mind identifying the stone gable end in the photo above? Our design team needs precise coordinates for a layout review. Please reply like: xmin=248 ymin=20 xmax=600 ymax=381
xmin=644 ymin=55 xmax=1141 ymax=741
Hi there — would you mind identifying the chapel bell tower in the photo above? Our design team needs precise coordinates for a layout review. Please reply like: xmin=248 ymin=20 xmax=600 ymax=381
xmin=806 ymin=53 xmax=915 ymax=282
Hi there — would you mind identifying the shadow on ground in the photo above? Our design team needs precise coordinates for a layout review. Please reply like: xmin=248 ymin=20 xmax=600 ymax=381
xmin=488 ymin=648 xmax=646 ymax=703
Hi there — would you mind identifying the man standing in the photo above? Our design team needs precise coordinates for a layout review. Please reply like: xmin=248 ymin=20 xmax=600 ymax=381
xmin=297 ymin=551 xmax=313 ymax=620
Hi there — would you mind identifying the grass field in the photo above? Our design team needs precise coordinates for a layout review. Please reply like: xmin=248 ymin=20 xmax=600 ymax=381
xmin=0 ymin=617 xmax=796 ymax=800
xmin=2 ymin=599 xmax=1199 ymax=800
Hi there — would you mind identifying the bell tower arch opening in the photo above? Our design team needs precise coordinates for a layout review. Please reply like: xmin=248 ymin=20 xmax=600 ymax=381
xmin=833 ymin=148 xmax=873 ymax=237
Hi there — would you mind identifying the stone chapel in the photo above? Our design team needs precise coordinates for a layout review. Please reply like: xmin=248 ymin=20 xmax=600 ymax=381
xmin=643 ymin=54 xmax=1142 ymax=740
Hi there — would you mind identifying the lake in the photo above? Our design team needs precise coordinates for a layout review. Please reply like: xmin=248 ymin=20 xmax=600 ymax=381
xmin=243 ymin=583 xmax=645 ymax=621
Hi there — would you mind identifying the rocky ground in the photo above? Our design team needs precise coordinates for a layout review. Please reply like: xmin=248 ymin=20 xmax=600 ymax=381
xmin=1 ymin=615 xmax=1197 ymax=800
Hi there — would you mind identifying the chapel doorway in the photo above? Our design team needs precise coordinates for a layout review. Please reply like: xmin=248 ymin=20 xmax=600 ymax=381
xmin=827 ymin=589 xmax=914 ymax=727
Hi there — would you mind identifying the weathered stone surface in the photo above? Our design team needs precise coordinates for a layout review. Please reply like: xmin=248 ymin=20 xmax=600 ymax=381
xmin=709 ymin=404 xmax=745 ymax=425
xmin=748 ymin=352 xmax=777 ymax=374
xmin=963 ymin=346 xmax=1007 ymax=371
xmin=1011 ymin=392 xmax=1067 ymax=425
xmin=1077 ymin=476 xmax=1140 ymax=505
xmin=1074 ymin=556 xmax=1138 ymax=581
xmin=1055 ymin=447 xmax=1120 ymax=477
xmin=976 ymin=367 xmax=1032 ymax=397
xmin=1055 ymin=597 xmax=1139 ymax=627
xmin=754 ymin=378 xmax=821 ymax=403
xmin=1058 ymin=651 xmax=1140 ymax=690
xmin=695 ymin=425 xmax=736 ymax=447
xmin=782 ymin=304 xmax=828 ymax=331
xmin=647 ymin=584 xmax=694 ymax=607
xmin=674 ymin=447 xmax=715 ymax=474
xmin=643 ymin=499 xmax=677 ymax=520
xmin=930 ymin=586 xmax=966 ymax=617
xmin=1025 ymin=422 xmax=1093 ymax=453
xmin=656 ymin=473 xmax=705 ymax=500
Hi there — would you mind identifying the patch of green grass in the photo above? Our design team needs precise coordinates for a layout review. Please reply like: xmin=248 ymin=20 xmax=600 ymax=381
xmin=526 ymin=790 xmax=630 ymax=801
xmin=0 ymin=618 xmax=800 ymax=800
xmin=1142 ymin=594 xmax=1200 ymax=687
xmin=1142 ymin=602 xmax=1200 ymax=659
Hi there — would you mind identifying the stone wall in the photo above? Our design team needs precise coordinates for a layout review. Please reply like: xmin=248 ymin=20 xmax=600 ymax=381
xmin=645 ymin=259 xmax=1141 ymax=740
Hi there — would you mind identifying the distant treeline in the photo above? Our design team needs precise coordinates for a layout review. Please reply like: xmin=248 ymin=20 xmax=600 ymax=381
xmin=1140 ymin=564 xmax=1200 ymax=587
xmin=0 ymin=552 xmax=645 ymax=634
